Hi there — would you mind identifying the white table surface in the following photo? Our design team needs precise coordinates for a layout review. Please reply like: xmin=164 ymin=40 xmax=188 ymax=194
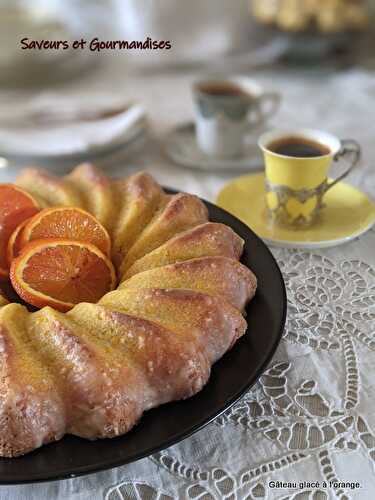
xmin=1 ymin=56 xmax=375 ymax=500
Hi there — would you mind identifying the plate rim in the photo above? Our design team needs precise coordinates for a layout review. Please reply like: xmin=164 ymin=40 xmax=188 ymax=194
xmin=217 ymin=172 xmax=375 ymax=249
xmin=0 ymin=192 xmax=287 ymax=485
xmin=164 ymin=122 xmax=263 ymax=171
xmin=0 ymin=122 xmax=146 ymax=163
xmin=263 ymin=218 xmax=375 ymax=249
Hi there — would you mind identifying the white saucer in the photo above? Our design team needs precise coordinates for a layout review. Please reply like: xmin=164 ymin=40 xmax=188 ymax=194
xmin=164 ymin=122 xmax=266 ymax=171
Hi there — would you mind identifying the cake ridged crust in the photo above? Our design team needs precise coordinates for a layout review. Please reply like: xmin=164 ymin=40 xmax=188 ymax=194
xmin=120 ymin=256 xmax=257 ymax=311
xmin=0 ymin=304 xmax=66 ymax=457
xmin=111 ymin=173 xmax=164 ymax=267
xmin=121 ymin=222 xmax=244 ymax=280
xmin=16 ymin=168 xmax=83 ymax=208
xmin=99 ymin=288 xmax=247 ymax=365
xmin=66 ymin=163 xmax=114 ymax=229
xmin=0 ymin=165 xmax=257 ymax=457
xmin=118 ymin=192 xmax=209 ymax=274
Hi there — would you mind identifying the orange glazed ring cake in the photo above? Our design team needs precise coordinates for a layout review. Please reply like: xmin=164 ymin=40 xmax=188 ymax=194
xmin=0 ymin=163 xmax=257 ymax=457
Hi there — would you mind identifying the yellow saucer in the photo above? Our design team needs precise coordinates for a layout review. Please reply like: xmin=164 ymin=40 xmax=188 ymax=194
xmin=217 ymin=173 xmax=375 ymax=249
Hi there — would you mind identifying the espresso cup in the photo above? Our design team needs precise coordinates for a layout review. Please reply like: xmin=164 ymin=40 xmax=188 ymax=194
xmin=193 ymin=77 xmax=280 ymax=159
xmin=258 ymin=128 xmax=361 ymax=227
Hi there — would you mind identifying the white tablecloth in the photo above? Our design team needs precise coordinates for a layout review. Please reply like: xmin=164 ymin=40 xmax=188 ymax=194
xmin=1 ymin=58 xmax=375 ymax=500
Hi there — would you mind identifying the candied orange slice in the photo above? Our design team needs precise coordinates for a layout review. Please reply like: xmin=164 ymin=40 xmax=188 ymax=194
xmin=20 ymin=207 xmax=111 ymax=256
xmin=0 ymin=184 xmax=40 ymax=279
xmin=10 ymin=239 xmax=116 ymax=312
xmin=7 ymin=218 xmax=32 ymax=266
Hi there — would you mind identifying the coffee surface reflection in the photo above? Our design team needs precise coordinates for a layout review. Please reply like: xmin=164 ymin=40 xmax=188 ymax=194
xmin=268 ymin=136 xmax=330 ymax=158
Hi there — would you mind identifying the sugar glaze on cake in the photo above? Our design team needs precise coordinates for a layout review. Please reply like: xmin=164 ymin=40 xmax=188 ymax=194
xmin=0 ymin=163 xmax=257 ymax=457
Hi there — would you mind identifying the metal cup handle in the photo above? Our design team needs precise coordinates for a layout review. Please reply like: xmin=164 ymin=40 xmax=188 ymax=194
xmin=325 ymin=139 xmax=361 ymax=193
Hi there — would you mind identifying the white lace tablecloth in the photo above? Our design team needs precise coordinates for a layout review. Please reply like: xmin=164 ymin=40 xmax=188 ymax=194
xmin=1 ymin=59 xmax=375 ymax=500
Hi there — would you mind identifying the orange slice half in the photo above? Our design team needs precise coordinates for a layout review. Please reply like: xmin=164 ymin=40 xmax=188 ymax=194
xmin=7 ymin=218 xmax=32 ymax=266
xmin=10 ymin=239 xmax=116 ymax=312
xmin=0 ymin=184 xmax=40 ymax=279
xmin=20 ymin=207 xmax=111 ymax=257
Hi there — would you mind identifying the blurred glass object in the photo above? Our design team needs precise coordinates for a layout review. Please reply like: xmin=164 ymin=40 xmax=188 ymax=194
xmin=250 ymin=0 xmax=372 ymax=63
xmin=111 ymin=0 xmax=253 ymax=67
xmin=251 ymin=0 xmax=369 ymax=33
xmin=0 ymin=0 xmax=95 ymax=87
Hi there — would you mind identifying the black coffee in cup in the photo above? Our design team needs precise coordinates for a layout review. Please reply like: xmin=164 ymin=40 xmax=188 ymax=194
xmin=268 ymin=136 xmax=330 ymax=158
xmin=197 ymin=81 xmax=250 ymax=98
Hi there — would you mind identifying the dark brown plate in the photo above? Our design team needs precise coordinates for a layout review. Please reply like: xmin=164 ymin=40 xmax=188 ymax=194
xmin=0 ymin=194 xmax=286 ymax=484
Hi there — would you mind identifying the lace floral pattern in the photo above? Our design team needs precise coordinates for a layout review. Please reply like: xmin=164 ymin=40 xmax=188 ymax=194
xmin=102 ymin=248 xmax=375 ymax=500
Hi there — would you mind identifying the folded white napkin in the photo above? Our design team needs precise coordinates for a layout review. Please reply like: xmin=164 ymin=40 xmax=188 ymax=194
xmin=0 ymin=93 xmax=146 ymax=158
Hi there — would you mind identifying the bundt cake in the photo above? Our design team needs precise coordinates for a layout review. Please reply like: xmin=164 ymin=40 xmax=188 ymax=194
xmin=0 ymin=163 xmax=257 ymax=457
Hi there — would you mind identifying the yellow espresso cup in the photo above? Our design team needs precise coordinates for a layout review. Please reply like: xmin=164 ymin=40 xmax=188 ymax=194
xmin=258 ymin=129 xmax=361 ymax=227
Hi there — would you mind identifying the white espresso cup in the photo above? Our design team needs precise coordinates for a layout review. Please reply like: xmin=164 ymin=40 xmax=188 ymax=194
xmin=193 ymin=77 xmax=281 ymax=159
